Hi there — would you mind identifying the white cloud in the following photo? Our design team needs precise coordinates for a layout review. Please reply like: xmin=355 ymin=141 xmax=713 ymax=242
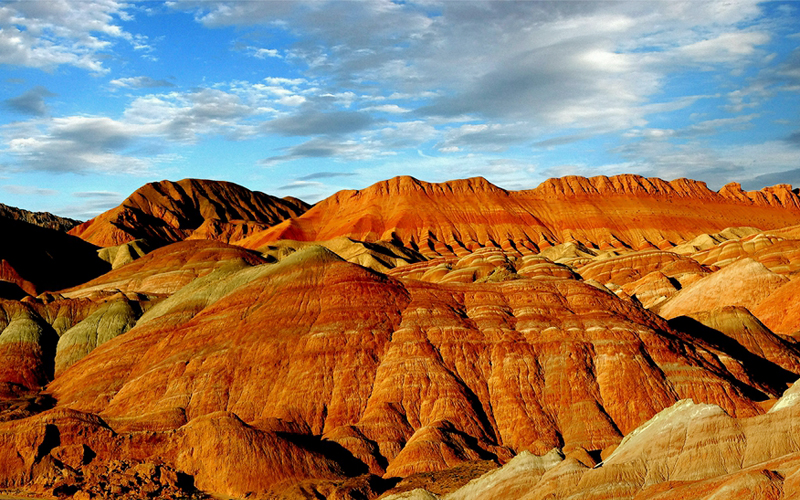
xmin=363 ymin=104 xmax=410 ymax=114
xmin=0 ymin=0 xmax=141 ymax=73
xmin=679 ymin=31 xmax=770 ymax=64
xmin=60 ymin=190 xmax=123 ymax=219
xmin=171 ymin=0 xmax=773 ymax=154
xmin=1 ymin=185 xmax=58 ymax=196
xmin=110 ymin=76 xmax=176 ymax=89
xmin=249 ymin=47 xmax=280 ymax=59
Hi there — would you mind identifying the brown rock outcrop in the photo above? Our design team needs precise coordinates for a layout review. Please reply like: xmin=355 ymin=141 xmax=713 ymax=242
xmin=260 ymin=237 xmax=426 ymax=274
xmin=68 ymin=178 xmax=310 ymax=247
xmin=386 ymin=248 xmax=577 ymax=284
xmin=387 ymin=382 xmax=800 ymax=500
xmin=680 ymin=306 xmax=800 ymax=375
xmin=0 ymin=407 xmax=364 ymax=500
xmin=753 ymin=277 xmax=800 ymax=337
xmin=577 ymin=250 xmax=709 ymax=288
xmin=3 ymin=175 xmax=800 ymax=499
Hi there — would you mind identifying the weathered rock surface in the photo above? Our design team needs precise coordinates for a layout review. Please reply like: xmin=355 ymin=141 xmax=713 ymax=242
xmin=0 ymin=295 xmax=161 ymax=418
xmin=689 ymin=232 xmax=800 ymax=274
xmin=2 ymin=175 xmax=800 ymax=499
xmin=38 ymin=246 xmax=789 ymax=497
xmin=577 ymin=250 xmax=710 ymax=293
xmin=97 ymin=239 xmax=155 ymax=269
xmin=68 ymin=178 xmax=310 ymax=247
xmin=680 ymin=306 xmax=800 ymax=375
xmin=387 ymin=247 xmax=577 ymax=284
xmin=260 ymin=237 xmax=426 ymax=274
xmin=0 ymin=408 xmax=363 ymax=500
xmin=655 ymin=258 xmax=789 ymax=319
xmin=236 ymin=175 xmax=800 ymax=258
xmin=753 ymin=277 xmax=800 ymax=337
xmin=0 ymin=302 xmax=58 ymax=394
xmin=392 ymin=381 xmax=800 ymax=500
xmin=54 ymin=299 xmax=142 ymax=376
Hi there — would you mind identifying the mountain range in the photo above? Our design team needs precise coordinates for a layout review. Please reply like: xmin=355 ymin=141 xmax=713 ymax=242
xmin=1 ymin=174 xmax=800 ymax=500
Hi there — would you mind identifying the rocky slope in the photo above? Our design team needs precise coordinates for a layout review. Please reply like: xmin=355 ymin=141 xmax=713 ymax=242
xmin=32 ymin=246 xmax=788 ymax=497
xmin=236 ymin=175 xmax=800 ymax=257
xmin=61 ymin=239 xmax=268 ymax=299
xmin=68 ymin=178 xmax=310 ymax=247
xmin=383 ymin=382 xmax=800 ymax=500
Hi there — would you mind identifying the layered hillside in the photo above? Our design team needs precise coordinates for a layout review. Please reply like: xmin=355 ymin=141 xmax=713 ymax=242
xmin=33 ymin=247 xmax=788 ymax=496
xmin=68 ymin=178 xmax=311 ymax=247
xmin=61 ymin=240 xmax=268 ymax=298
xmin=382 ymin=385 xmax=800 ymax=500
xmin=236 ymin=175 xmax=800 ymax=257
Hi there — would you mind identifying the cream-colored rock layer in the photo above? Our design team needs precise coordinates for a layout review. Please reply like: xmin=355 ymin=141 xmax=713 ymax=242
xmin=398 ymin=381 xmax=800 ymax=500
xmin=656 ymin=258 xmax=788 ymax=319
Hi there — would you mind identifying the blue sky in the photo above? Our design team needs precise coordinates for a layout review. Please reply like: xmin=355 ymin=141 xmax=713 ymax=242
xmin=1 ymin=0 xmax=800 ymax=219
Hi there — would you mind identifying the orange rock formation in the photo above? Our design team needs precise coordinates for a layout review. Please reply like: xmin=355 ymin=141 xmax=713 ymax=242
xmin=68 ymin=178 xmax=310 ymax=247
xmin=236 ymin=175 xmax=800 ymax=257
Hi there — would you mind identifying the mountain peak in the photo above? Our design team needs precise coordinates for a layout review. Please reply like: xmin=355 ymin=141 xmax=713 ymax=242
xmin=68 ymin=178 xmax=310 ymax=247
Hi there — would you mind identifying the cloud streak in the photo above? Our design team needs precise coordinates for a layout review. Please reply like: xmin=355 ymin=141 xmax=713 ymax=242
xmin=110 ymin=77 xmax=176 ymax=89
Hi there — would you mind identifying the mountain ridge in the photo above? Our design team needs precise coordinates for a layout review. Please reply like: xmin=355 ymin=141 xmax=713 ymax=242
xmin=0 ymin=202 xmax=81 ymax=232
xmin=235 ymin=174 xmax=800 ymax=256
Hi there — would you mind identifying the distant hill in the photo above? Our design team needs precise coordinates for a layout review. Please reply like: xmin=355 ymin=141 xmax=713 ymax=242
xmin=235 ymin=174 xmax=800 ymax=257
xmin=0 ymin=202 xmax=81 ymax=232
xmin=68 ymin=178 xmax=310 ymax=247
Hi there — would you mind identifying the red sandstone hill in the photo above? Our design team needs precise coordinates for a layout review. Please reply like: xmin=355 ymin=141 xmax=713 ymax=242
xmin=68 ymin=178 xmax=311 ymax=247
xmin=235 ymin=175 xmax=800 ymax=257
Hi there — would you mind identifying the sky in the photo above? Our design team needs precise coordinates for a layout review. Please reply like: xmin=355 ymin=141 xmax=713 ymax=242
xmin=1 ymin=0 xmax=800 ymax=219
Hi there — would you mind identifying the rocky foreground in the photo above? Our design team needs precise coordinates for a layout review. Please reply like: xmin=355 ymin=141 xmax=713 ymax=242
xmin=2 ymin=174 xmax=800 ymax=499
